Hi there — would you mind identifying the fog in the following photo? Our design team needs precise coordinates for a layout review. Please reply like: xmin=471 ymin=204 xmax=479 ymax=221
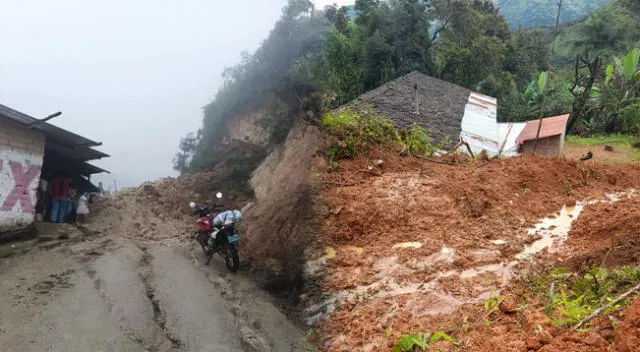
xmin=0 ymin=0 xmax=352 ymax=189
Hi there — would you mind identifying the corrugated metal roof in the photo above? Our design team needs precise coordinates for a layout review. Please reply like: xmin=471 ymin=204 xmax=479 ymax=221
xmin=517 ymin=114 xmax=570 ymax=143
xmin=79 ymin=162 xmax=110 ymax=175
xmin=459 ymin=92 xmax=500 ymax=156
xmin=0 ymin=104 xmax=103 ymax=148
xmin=45 ymin=143 xmax=109 ymax=161
xmin=0 ymin=104 xmax=109 ymax=164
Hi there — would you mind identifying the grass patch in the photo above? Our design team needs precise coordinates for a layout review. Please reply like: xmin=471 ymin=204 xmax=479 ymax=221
xmin=621 ymin=149 xmax=640 ymax=163
xmin=526 ymin=266 xmax=640 ymax=329
xmin=565 ymin=134 xmax=640 ymax=163
xmin=565 ymin=134 xmax=637 ymax=147
xmin=393 ymin=332 xmax=458 ymax=351
xmin=322 ymin=104 xmax=446 ymax=162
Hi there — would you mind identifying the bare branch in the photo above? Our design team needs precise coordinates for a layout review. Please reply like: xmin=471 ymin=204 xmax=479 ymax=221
xmin=431 ymin=18 xmax=450 ymax=42
xmin=574 ymin=281 xmax=640 ymax=330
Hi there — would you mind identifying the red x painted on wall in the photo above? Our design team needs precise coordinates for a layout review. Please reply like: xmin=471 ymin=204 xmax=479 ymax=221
xmin=0 ymin=160 xmax=41 ymax=212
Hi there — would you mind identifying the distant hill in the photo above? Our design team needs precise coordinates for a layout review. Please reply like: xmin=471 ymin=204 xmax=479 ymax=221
xmin=496 ymin=0 xmax=613 ymax=29
xmin=342 ymin=0 xmax=612 ymax=29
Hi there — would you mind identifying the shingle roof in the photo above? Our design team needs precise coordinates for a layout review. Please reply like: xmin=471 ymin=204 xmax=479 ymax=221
xmin=345 ymin=72 xmax=472 ymax=144
xmin=517 ymin=114 xmax=570 ymax=143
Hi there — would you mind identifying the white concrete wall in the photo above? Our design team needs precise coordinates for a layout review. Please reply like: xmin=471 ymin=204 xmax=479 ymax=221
xmin=0 ymin=118 xmax=45 ymax=231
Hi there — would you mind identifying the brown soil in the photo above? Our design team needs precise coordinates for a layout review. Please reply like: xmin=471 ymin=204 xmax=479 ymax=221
xmin=242 ymin=121 xmax=322 ymax=278
xmin=91 ymin=120 xmax=324 ymax=285
xmin=89 ymin=172 xmax=223 ymax=243
xmin=315 ymin=151 xmax=640 ymax=351
xmin=565 ymin=195 xmax=640 ymax=269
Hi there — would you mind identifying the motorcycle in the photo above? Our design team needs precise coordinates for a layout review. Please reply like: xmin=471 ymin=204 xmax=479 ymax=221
xmin=189 ymin=192 xmax=241 ymax=272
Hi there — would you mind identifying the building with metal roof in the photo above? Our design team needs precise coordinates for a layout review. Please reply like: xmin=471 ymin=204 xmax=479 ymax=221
xmin=517 ymin=114 xmax=570 ymax=158
xmin=0 ymin=103 xmax=109 ymax=234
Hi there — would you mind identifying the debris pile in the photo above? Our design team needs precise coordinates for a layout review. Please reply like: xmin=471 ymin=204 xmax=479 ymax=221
xmin=88 ymin=172 xmax=219 ymax=243
xmin=313 ymin=151 xmax=640 ymax=351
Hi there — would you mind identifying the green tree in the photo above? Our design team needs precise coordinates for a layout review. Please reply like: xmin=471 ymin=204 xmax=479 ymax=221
xmin=323 ymin=4 xmax=350 ymax=34
xmin=189 ymin=0 xmax=331 ymax=171
xmin=434 ymin=0 xmax=509 ymax=88
xmin=389 ymin=0 xmax=435 ymax=75
xmin=173 ymin=131 xmax=200 ymax=174
xmin=594 ymin=48 xmax=640 ymax=132
xmin=506 ymin=28 xmax=549 ymax=85
xmin=570 ymin=4 xmax=640 ymax=59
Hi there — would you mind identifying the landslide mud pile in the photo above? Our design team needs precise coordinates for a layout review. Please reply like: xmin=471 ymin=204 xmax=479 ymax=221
xmin=88 ymin=172 xmax=219 ymax=243
xmin=89 ymin=120 xmax=324 ymax=285
xmin=313 ymin=151 xmax=640 ymax=351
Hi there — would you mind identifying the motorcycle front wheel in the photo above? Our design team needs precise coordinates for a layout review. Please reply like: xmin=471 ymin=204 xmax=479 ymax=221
xmin=222 ymin=244 xmax=239 ymax=272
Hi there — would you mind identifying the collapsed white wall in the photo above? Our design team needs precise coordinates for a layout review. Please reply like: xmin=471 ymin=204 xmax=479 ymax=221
xmin=497 ymin=122 xmax=527 ymax=157
xmin=459 ymin=92 xmax=500 ymax=156
xmin=459 ymin=92 xmax=526 ymax=158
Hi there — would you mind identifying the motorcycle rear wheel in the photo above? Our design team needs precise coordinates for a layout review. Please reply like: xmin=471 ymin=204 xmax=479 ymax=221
xmin=205 ymin=247 xmax=215 ymax=265
xmin=223 ymin=244 xmax=239 ymax=272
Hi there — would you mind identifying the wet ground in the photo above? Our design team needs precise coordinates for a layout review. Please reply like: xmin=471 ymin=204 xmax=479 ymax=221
xmin=0 ymin=235 xmax=313 ymax=352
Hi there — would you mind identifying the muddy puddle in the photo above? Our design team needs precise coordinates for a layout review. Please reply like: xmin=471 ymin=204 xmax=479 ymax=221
xmin=306 ymin=190 xmax=638 ymax=326
xmin=517 ymin=189 xmax=637 ymax=260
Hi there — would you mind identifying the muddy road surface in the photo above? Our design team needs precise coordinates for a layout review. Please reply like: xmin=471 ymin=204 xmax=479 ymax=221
xmin=0 ymin=237 xmax=312 ymax=352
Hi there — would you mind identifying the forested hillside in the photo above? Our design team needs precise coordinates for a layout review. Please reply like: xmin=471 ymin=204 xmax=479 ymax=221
xmin=175 ymin=0 xmax=640 ymax=174
xmin=344 ymin=0 xmax=611 ymax=30
xmin=496 ymin=0 xmax=612 ymax=29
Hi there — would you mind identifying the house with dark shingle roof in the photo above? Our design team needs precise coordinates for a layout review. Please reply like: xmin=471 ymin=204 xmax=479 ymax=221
xmin=340 ymin=71 xmax=569 ymax=158
xmin=343 ymin=71 xmax=479 ymax=146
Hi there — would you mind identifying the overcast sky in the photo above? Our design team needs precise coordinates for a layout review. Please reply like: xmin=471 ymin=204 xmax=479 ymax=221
xmin=0 ymin=0 xmax=353 ymax=189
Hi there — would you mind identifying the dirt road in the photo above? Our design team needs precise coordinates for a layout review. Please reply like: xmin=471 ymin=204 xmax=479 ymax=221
xmin=0 ymin=236 xmax=312 ymax=352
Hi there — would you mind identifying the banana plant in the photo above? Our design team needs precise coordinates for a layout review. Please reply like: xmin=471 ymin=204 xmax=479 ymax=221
xmin=600 ymin=48 xmax=640 ymax=115
xmin=605 ymin=47 xmax=640 ymax=85
xmin=524 ymin=71 xmax=548 ymax=105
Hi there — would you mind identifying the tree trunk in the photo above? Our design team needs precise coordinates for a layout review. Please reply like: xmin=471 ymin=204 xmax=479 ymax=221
xmin=566 ymin=55 xmax=602 ymax=134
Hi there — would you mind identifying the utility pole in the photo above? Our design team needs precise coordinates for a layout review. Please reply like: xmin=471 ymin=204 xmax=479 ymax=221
xmin=533 ymin=0 xmax=563 ymax=153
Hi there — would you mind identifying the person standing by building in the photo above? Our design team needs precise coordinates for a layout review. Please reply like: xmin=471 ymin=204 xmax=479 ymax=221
xmin=76 ymin=193 xmax=89 ymax=223
xmin=36 ymin=173 xmax=50 ymax=222
xmin=49 ymin=176 xmax=73 ymax=223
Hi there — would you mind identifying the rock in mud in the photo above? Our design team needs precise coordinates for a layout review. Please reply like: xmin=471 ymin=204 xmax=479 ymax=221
xmin=498 ymin=295 xmax=519 ymax=314
xmin=561 ymin=332 xmax=609 ymax=348
xmin=526 ymin=336 xmax=543 ymax=350
xmin=140 ymin=184 xmax=162 ymax=198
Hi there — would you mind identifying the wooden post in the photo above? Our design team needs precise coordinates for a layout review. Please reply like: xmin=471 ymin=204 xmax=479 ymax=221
xmin=534 ymin=0 xmax=563 ymax=152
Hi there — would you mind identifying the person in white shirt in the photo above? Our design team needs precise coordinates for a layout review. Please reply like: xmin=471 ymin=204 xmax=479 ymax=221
xmin=76 ymin=193 xmax=89 ymax=223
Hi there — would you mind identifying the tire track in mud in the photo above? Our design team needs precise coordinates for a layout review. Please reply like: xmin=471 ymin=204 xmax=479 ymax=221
xmin=84 ymin=268 xmax=151 ymax=349
xmin=136 ymin=245 xmax=184 ymax=351
xmin=187 ymin=244 xmax=314 ymax=352
xmin=82 ymin=242 xmax=182 ymax=352
xmin=186 ymin=245 xmax=271 ymax=351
